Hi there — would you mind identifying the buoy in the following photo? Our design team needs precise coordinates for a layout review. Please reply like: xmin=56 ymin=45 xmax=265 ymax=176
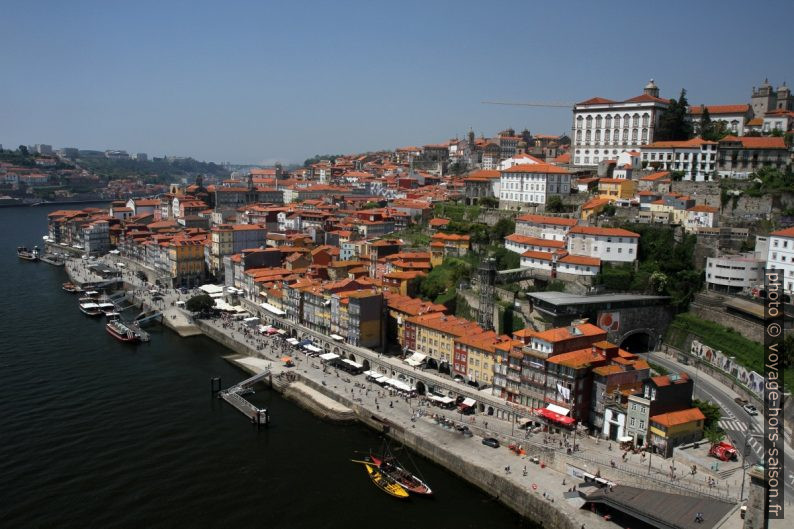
xmin=532 ymin=483 xmax=538 ymax=490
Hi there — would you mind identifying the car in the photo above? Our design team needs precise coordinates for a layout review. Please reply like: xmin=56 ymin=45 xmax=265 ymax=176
xmin=482 ymin=437 xmax=500 ymax=449
xmin=734 ymin=397 xmax=749 ymax=406
xmin=743 ymin=404 xmax=758 ymax=416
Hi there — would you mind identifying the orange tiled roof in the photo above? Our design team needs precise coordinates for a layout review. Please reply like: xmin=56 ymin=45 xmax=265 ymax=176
xmin=503 ymin=163 xmax=570 ymax=175
xmin=650 ymin=408 xmax=705 ymax=428
xmin=568 ymin=225 xmax=640 ymax=238
xmin=689 ymin=104 xmax=749 ymax=115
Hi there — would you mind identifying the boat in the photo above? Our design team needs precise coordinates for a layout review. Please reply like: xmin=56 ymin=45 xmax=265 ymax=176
xmin=79 ymin=302 xmax=103 ymax=317
xmin=40 ymin=254 xmax=65 ymax=266
xmin=106 ymin=320 xmax=141 ymax=343
xmin=362 ymin=463 xmax=409 ymax=499
xmin=368 ymin=454 xmax=433 ymax=496
xmin=97 ymin=302 xmax=117 ymax=315
xmin=17 ymin=246 xmax=40 ymax=261
xmin=62 ymin=282 xmax=80 ymax=293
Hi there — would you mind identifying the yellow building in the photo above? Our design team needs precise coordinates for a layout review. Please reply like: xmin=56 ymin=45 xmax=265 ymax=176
xmin=210 ymin=226 xmax=233 ymax=277
xmin=598 ymin=178 xmax=637 ymax=201
xmin=168 ymin=238 xmax=206 ymax=287
xmin=404 ymin=313 xmax=484 ymax=367
xmin=580 ymin=197 xmax=611 ymax=220
xmin=383 ymin=293 xmax=447 ymax=348
xmin=648 ymin=407 xmax=705 ymax=457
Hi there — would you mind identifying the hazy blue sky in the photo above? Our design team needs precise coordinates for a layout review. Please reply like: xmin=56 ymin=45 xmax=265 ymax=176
xmin=1 ymin=0 xmax=792 ymax=164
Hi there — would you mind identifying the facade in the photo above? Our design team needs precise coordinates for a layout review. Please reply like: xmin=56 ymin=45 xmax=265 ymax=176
xmin=689 ymin=104 xmax=751 ymax=136
xmin=648 ymin=408 xmax=705 ymax=457
xmin=598 ymin=178 xmax=637 ymax=201
xmin=168 ymin=239 xmax=206 ymax=287
xmin=572 ymin=80 xmax=669 ymax=167
xmin=767 ymin=227 xmax=794 ymax=294
xmin=515 ymin=214 xmax=577 ymax=240
xmin=715 ymin=135 xmax=789 ymax=179
xmin=566 ymin=226 xmax=639 ymax=263
xmin=83 ymin=219 xmax=110 ymax=255
xmin=640 ymin=138 xmax=718 ymax=181
xmin=705 ymin=254 xmax=765 ymax=293
xmin=498 ymin=163 xmax=571 ymax=210
xmin=751 ymin=79 xmax=793 ymax=118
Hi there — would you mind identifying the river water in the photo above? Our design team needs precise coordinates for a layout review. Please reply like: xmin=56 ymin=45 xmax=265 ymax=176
xmin=0 ymin=205 xmax=532 ymax=529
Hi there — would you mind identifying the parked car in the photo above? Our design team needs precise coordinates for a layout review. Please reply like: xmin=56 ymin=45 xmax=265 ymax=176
xmin=743 ymin=404 xmax=758 ymax=416
xmin=734 ymin=397 xmax=748 ymax=406
xmin=482 ymin=437 xmax=500 ymax=449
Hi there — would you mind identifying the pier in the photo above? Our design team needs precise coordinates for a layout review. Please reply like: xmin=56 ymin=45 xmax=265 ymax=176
xmin=216 ymin=369 xmax=271 ymax=426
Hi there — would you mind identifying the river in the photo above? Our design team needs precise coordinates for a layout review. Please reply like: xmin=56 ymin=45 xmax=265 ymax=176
xmin=0 ymin=204 xmax=533 ymax=529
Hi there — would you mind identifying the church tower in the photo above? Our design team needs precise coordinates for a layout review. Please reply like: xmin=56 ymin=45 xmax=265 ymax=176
xmin=751 ymin=78 xmax=777 ymax=118
xmin=643 ymin=79 xmax=660 ymax=98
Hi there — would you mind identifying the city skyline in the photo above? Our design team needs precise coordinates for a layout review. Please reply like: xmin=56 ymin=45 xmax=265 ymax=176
xmin=1 ymin=0 xmax=792 ymax=164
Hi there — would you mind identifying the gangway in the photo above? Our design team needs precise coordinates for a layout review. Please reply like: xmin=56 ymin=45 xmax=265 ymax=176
xmin=217 ymin=369 xmax=271 ymax=426
xmin=135 ymin=310 xmax=162 ymax=325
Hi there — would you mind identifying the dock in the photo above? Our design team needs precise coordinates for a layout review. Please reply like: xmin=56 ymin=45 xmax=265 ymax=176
xmin=217 ymin=369 xmax=271 ymax=426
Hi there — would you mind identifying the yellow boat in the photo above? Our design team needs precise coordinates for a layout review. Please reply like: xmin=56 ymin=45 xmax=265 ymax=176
xmin=364 ymin=463 xmax=409 ymax=499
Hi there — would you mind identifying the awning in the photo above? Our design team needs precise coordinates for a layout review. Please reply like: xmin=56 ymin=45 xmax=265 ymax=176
xmin=319 ymin=352 xmax=339 ymax=361
xmin=459 ymin=397 xmax=476 ymax=408
xmin=342 ymin=358 xmax=363 ymax=369
xmin=286 ymin=338 xmax=299 ymax=345
xmin=546 ymin=404 xmax=570 ymax=416
xmin=385 ymin=379 xmax=414 ymax=392
xmin=537 ymin=408 xmax=575 ymax=425
xmin=298 ymin=339 xmax=312 ymax=346
xmin=304 ymin=344 xmax=322 ymax=353
xmin=429 ymin=394 xmax=454 ymax=404
xmin=330 ymin=334 xmax=344 ymax=341
xmin=364 ymin=370 xmax=381 ymax=378
xmin=404 ymin=352 xmax=427 ymax=367
xmin=618 ymin=436 xmax=634 ymax=443
xmin=260 ymin=302 xmax=286 ymax=316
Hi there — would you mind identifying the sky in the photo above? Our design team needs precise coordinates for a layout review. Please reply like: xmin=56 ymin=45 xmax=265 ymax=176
xmin=1 ymin=0 xmax=792 ymax=165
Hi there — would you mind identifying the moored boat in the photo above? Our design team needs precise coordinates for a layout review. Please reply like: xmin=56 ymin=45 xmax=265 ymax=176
xmin=79 ymin=302 xmax=103 ymax=317
xmin=368 ymin=454 xmax=433 ymax=496
xmin=363 ymin=463 xmax=409 ymax=499
xmin=62 ymin=282 xmax=80 ymax=293
xmin=17 ymin=246 xmax=40 ymax=261
xmin=106 ymin=320 xmax=141 ymax=343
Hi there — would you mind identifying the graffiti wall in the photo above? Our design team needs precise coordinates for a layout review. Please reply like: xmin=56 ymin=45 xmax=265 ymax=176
xmin=689 ymin=340 xmax=764 ymax=396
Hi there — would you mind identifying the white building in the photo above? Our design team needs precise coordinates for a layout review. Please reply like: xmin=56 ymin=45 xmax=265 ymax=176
xmin=505 ymin=233 xmax=566 ymax=255
xmin=519 ymin=250 xmax=600 ymax=276
xmin=683 ymin=204 xmax=719 ymax=233
xmin=689 ymin=105 xmax=751 ymax=136
xmin=706 ymin=254 xmax=765 ymax=293
xmin=497 ymin=153 xmax=544 ymax=170
xmin=498 ymin=163 xmax=571 ymax=210
xmin=767 ymin=227 xmax=794 ymax=294
xmin=640 ymin=138 xmax=718 ymax=181
xmin=762 ymin=109 xmax=794 ymax=134
xmin=514 ymin=214 xmax=577 ymax=241
xmin=566 ymin=226 xmax=639 ymax=263
xmin=572 ymin=80 xmax=669 ymax=167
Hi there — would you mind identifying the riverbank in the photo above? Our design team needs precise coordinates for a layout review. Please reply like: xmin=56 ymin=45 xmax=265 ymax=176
xmin=62 ymin=257 xmax=741 ymax=529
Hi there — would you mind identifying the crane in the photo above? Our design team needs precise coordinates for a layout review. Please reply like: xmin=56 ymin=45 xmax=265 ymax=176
xmin=481 ymin=100 xmax=573 ymax=108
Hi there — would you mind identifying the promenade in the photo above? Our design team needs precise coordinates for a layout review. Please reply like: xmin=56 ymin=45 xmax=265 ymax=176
xmin=64 ymin=257 xmax=743 ymax=529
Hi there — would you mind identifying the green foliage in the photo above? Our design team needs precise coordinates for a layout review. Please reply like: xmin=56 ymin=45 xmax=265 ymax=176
xmin=79 ymin=156 xmax=227 ymax=183
xmin=701 ymin=119 xmax=731 ymax=142
xmin=545 ymin=195 xmax=565 ymax=213
xmin=693 ymin=399 xmax=722 ymax=430
xmin=491 ymin=246 xmax=520 ymax=270
xmin=704 ymin=426 xmax=725 ymax=445
xmin=595 ymin=225 xmax=702 ymax=309
xmin=745 ymin=166 xmax=794 ymax=196
xmin=479 ymin=196 xmax=499 ymax=208
xmin=499 ymin=306 xmax=524 ymax=334
xmin=0 ymin=149 xmax=36 ymax=167
xmin=546 ymin=280 xmax=566 ymax=292
xmin=417 ymin=257 xmax=472 ymax=303
xmin=455 ymin=295 xmax=474 ymax=320
xmin=492 ymin=218 xmax=515 ymax=240
xmin=303 ymin=154 xmax=343 ymax=167
xmin=185 ymin=294 xmax=215 ymax=313
xmin=602 ymin=204 xmax=616 ymax=217
xmin=784 ymin=333 xmax=794 ymax=369
xmin=391 ymin=226 xmax=430 ymax=246
xmin=656 ymin=89 xmax=694 ymax=141
xmin=670 ymin=170 xmax=685 ymax=182
xmin=361 ymin=202 xmax=380 ymax=209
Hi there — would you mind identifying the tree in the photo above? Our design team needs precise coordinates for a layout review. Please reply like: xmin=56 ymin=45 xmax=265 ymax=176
xmin=704 ymin=426 xmax=725 ymax=446
xmin=186 ymin=294 xmax=215 ymax=313
xmin=18 ymin=145 xmax=29 ymax=156
xmin=698 ymin=107 xmax=712 ymax=139
xmin=491 ymin=218 xmax=515 ymax=242
xmin=479 ymin=196 xmax=499 ymax=208
xmin=656 ymin=89 xmax=694 ymax=141
xmin=784 ymin=332 xmax=794 ymax=369
xmin=545 ymin=195 xmax=565 ymax=213
xmin=693 ymin=399 xmax=721 ymax=430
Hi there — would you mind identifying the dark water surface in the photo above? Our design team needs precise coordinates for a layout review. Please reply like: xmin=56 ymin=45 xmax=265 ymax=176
xmin=0 ymin=205 xmax=532 ymax=529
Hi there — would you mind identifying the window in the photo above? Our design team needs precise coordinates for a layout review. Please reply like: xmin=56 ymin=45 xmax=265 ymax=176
xmin=639 ymin=420 xmax=645 ymax=429
xmin=630 ymin=417 xmax=636 ymax=426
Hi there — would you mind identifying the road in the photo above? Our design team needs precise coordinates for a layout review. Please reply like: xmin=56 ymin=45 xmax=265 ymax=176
xmin=649 ymin=351 xmax=794 ymax=503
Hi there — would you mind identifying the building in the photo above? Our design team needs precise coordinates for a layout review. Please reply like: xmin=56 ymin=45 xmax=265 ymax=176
xmin=515 ymin=214 xmax=577 ymax=241
xmin=572 ymin=80 xmax=669 ymax=167
xmin=403 ymin=313 xmax=485 ymax=372
xmin=566 ymin=226 xmax=639 ymax=263
xmin=648 ymin=407 xmax=705 ymax=457
xmin=598 ymin=178 xmax=637 ymax=201
xmin=168 ymin=238 xmax=206 ymax=287
xmin=762 ymin=108 xmax=794 ymax=133
xmin=705 ymin=253 xmax=765 ymax=293
xmin=640 ymin=138 xmax=718 ymax=181
xmin=498 ymin=163 xmax=571 ymax=210
xmin=716 ymin=135 xmax=789 ymax=179
xmin=766 ymin=227 xmax=794 ymax=294
xmin=751 ymin=79 xmax=793 ymax=118
xmin=689 ymin=104 xmax=751 ymax=136
xmin=683 ymin=204 xmax=719 ymax=233
xmin=626 ymin=373 xmax=694 ymax=448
